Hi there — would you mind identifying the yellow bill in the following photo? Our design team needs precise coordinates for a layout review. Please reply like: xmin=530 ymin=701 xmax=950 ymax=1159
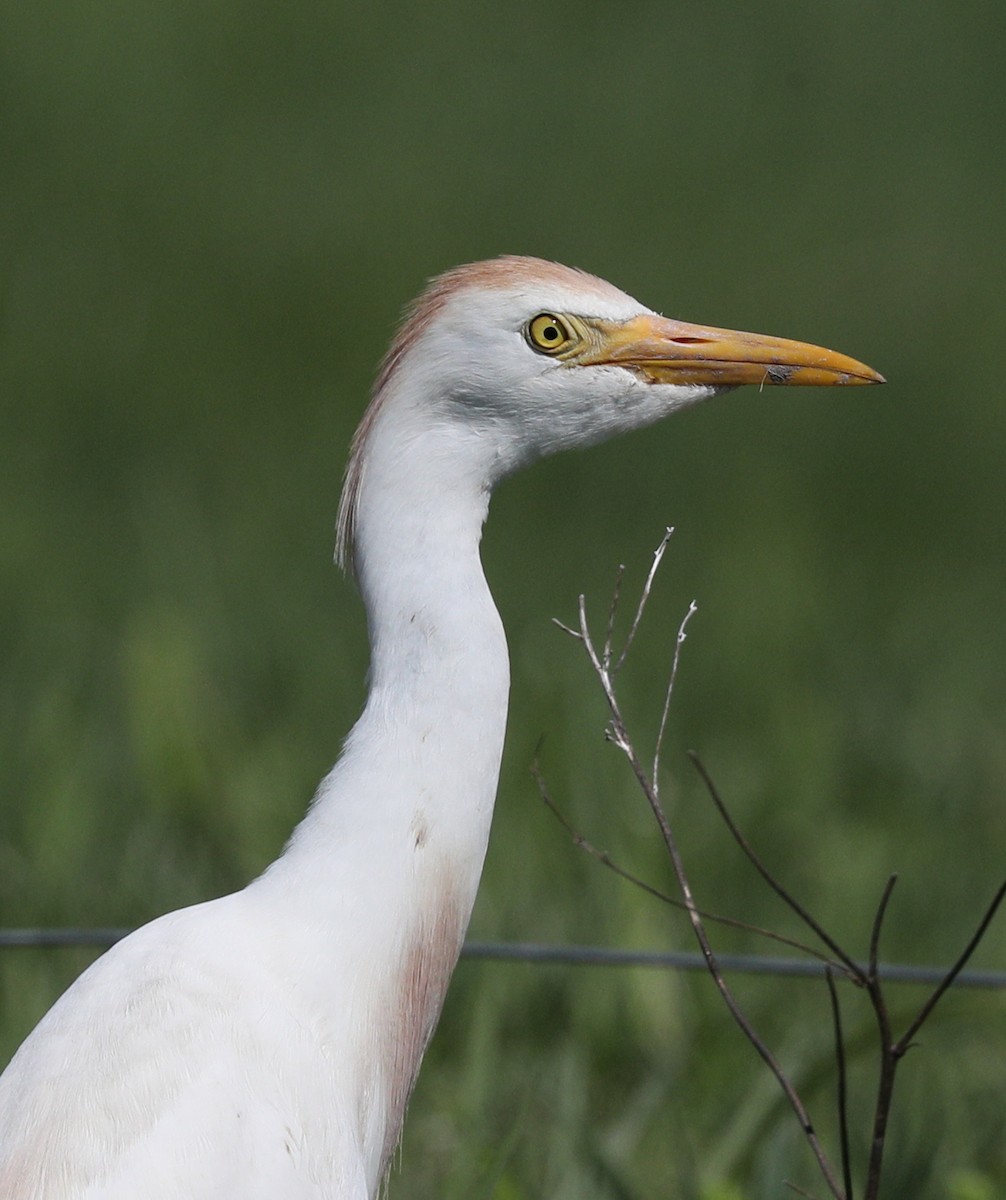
xmin=578 ymin=313 xmax=884 ymax=388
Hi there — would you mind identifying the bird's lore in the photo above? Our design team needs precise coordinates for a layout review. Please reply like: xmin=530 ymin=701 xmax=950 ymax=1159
xmin=0 ymin=256 xmax=882 ymax=1200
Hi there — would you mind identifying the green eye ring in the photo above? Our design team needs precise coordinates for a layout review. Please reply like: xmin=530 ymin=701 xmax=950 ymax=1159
xmin=526 ymin=312 xmax=574 ymax=355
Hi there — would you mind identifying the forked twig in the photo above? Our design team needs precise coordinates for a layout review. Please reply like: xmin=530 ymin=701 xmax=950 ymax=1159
xmin=864 ymin=875 xmax=1006 ymax=1195
xmin=543 ymin=531 xmax=1004 ymax=1200
xmin=560 ymin=538 xmax=844 ymax=1199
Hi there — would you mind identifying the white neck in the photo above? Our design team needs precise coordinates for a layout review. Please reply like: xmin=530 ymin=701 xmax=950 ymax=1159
xmin=255 ymin=400 xmax=509 ymax=1186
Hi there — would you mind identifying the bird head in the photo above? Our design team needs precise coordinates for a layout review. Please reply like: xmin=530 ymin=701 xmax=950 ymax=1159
xmin=336 ymin=256 xmax=883 ymax=571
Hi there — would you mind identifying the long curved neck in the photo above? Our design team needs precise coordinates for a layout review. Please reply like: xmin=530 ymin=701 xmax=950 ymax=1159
xmin=303 ymin=413 xmax=509 ymax=871
xmin=348 ymin=454 xmax=509 ymax=880
xmin=261 ymin=406 xmax=509 ymax=1187
xmin=284 ymin=393 xmax=510 ymax=854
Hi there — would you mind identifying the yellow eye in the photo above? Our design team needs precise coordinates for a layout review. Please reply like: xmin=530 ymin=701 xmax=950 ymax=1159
xmin=526 ymin=313 xmax=574 ymax=355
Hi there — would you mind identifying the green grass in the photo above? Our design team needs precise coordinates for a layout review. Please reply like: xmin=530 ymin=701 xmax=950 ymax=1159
xmin=2 ymin=3 xmax=1006 ymax=1195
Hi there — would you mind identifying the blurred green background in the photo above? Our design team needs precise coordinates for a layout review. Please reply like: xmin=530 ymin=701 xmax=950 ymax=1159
xmin=1 ymin=2 xmax=1004 ymax=1196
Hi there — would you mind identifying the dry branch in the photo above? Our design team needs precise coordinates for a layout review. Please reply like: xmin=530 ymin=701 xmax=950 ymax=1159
xmin=542 ymin=532 xmax=1005 ymax=1199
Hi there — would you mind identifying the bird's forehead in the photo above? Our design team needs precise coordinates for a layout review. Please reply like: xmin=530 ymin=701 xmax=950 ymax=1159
xmin=437 ymin=256 xmax=646 ymax=325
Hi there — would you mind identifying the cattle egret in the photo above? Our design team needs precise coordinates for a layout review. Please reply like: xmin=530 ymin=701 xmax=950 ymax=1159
xmin=0 ymin=256 xmax=883 ymax=1198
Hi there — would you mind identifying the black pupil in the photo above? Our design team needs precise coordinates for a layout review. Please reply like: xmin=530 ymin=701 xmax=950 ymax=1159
xmin=544 ymin=324 xmax=560 ymax=342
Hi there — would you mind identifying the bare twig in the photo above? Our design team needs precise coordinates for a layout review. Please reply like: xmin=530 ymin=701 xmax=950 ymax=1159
xmin=691 ymin=758 xmax=864 ymax=984
xmin=826 ymin=968 xmax=854 ymax=1200
xmin=863 ymin=876 xmax=899 ymax=1197
xmin=652 ymin=600 xmax=697 ymax=793
xmin=568 ymin=537 xmax=845 ymax=1199
xmin=784 ymin=1183 xmax=825 ymax=1199
xmin=534 ymin=760 xmax=845 ymax=968
xmin=688 ymin=753 xmax=862 ymax=982
xmin=895 ymin=877 xmax=1006 ymax=1053
xmin=547 ymin=532 xmax=1004 ymax=1200
xmin=613 ymin=526 xmax=674 ymax=675
xmin=868 ymin=876 xmax=898 ymax=986
xmin=602 ymin=563 xmax=625 ymax=670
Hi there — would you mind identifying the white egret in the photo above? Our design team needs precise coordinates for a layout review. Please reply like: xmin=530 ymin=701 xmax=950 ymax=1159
xmin=0 ymin=256 xmax=882 ymax=1198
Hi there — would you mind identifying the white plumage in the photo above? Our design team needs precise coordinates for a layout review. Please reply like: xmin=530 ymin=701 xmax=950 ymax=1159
xmin=0 ymin=256 xmax=881 ymax=1198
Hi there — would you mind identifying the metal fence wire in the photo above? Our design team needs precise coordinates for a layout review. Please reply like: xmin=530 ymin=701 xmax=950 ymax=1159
xmin=2 ymin=929 xmax=1004 ymax=989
